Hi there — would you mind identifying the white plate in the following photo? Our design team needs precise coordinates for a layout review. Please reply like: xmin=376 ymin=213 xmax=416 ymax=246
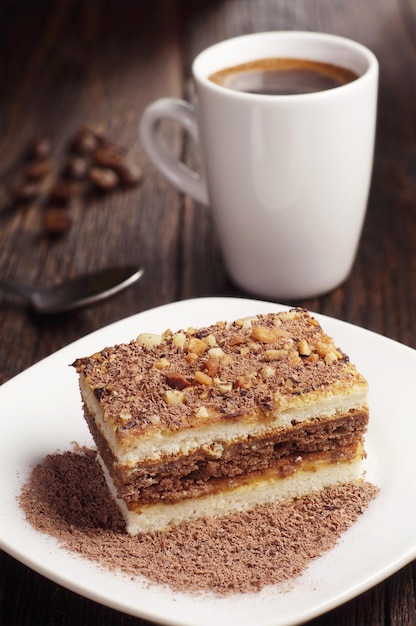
xmin=1 ymin=297 xmax=415 ymax=626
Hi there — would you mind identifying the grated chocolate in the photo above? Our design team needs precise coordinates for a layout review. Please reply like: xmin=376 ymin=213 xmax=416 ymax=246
xmin=19 ymin=447 xmax=378 ymax=596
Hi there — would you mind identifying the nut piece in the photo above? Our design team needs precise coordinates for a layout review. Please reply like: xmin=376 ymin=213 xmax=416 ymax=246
xmin=186 ymin=337 xmax=207 ymax=355
xmin=203 ymin=355 xmax=220 ymax=377
xmin=272 ymin=326 xmax=290 ymax=338
xmin=324 ymin=352 xmax=338 ymax=365
xmin=214 ymin=379 xmax=233 ymax=394
xmin=172 ymin=332 xmax=186 ymax=348
xmin=163 ymin=389 xmax=185 ymax=405
xmin=298 ymin=339 xmax=312 ymax=356
xmin=251 ymin=326 xmax=276 ymax=343
xmin=234 ymin=375 xmax=253 ymax=390
xmin=195 ymin=406 xmax=209 ymax=418
xmin=208 ymin=347 xmax=224 ymax=358
xmin=155 ymin=358 xmax=170 ymax=369
xmin=165 ymin=372 xmax=192 ymax=390
xmin=264 ymin=349 xmax=288 ymax=361
xmin=136 ymin=333 xmax=162 ymax=347
xmin=260 ymin=365 xmax=275 ymax=378
xmin=195 ymin=371 xmax=212 ymax=386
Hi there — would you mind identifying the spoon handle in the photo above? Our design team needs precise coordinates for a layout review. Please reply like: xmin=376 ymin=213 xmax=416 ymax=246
xmin=0 ymin=279 xmax=37 ymax=302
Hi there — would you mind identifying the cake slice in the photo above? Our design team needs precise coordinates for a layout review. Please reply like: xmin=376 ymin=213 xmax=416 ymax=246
xmin=72 ymin=308 xmax=369 ymax=535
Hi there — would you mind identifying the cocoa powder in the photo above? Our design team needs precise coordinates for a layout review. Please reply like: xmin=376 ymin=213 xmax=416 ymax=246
xmin=19 ymin=446 xmax=378 ymax=596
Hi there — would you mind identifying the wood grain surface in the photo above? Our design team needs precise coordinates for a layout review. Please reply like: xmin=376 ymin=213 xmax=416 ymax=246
xmin=1 ymin=0 xmax=415 ymax=624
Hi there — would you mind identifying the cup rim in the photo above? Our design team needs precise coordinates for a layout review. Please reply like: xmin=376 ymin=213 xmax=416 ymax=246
xmin=192 ymin=31 xmax=378 ymax=101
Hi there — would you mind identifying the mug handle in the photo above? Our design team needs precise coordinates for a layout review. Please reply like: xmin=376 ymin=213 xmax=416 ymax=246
xmin=139 ymin=98 xmax=209 ymax=205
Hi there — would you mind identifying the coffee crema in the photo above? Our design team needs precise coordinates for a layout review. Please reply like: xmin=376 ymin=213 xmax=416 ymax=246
xmin=209 ymin=57 xmax=359 ymax=95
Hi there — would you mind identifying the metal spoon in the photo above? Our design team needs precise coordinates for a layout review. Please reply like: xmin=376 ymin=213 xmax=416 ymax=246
xmin=0 ymin=265 xmax=144 ymax=314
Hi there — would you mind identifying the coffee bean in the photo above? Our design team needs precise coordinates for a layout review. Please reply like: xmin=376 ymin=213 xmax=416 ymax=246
xmin=29 ymin=137 xmax=51 ymax=160
xmin=10 ymin=181 xmax=41 ymax=201
xmin=49 ymin=180 xmax=81 ymax=201
xmin=25 ymin=159 xmax=53 ymax=180
xmin=117 ymin=163 xmax=143 ymax=186
xmin=43 ymin=207 xmax=72 ymax=236
xmin=92 ymin=143 xmax=126 ymax=169
xmin=71 ymin=127 xmax=99 ymax=155
xmin=64 ymin=156 xmax=88 ymax=179
xmin=88 ymin=166 xmax=119 ymax=190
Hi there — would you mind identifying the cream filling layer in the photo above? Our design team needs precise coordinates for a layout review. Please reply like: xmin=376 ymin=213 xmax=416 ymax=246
xmin=81 ymin=379 xmax=368 ymax=466
xmin=98 ymin=451 xmax=364 ymax=535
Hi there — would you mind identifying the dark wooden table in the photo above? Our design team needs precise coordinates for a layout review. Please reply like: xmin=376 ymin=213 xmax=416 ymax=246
xmin=1 ymin=1 xmax=415 ymax=624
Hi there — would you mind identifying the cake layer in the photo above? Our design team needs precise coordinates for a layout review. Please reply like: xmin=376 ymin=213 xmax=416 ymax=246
xmin=83 ymin=403 xmax=367 ymax=505
xmin=97 ymin=450 xmax=365 ymax=535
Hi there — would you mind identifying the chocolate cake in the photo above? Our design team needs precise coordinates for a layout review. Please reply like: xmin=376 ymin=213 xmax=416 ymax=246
xmin=72 ymin=308 xmax=369 ymax=535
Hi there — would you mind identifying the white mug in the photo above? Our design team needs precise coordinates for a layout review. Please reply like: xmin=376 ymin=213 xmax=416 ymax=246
xmin=139 ymin=32 xmax=378 ymax=299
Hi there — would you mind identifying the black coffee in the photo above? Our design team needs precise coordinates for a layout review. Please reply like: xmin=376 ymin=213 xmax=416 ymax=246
xmin=209 ymin=58 xmax=359 ymax=95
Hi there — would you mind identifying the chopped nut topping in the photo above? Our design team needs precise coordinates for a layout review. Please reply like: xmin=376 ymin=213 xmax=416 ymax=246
xmin=208 ymin=347 xmax=224 ymax=358
xmin=325 ymin=352 xmax=338 ymax=365
xmin=165 ymin=373 xmax=192 ymax=390
xmin=236 ymin=316 xmax=257 ymax=330
xmin=119 ymin=409 xmax=132 ymax=422
xmin=163 ymin=389 xmax=185 ymax=405
xmin=73 ymin=309 xmax=367 ymax=437
xmin=280 ymin=311 xmax=298 ymax=320
xmin=220 ymin=354 xmax=234 ymax=366
xmin=155 ymin=358 xmax=170 ymax=369
xmin=234 ymin=375 xmax=253 ymax=390
xmin=172 ymin=332 xmax=186 ymax=348
xmin=260 ymin=365 xmax=276 ymax=378
xmin=264 ymin=349 xmax=288 ymax=361
xmin=204 ymin=334 xmax=217 ymax=347
xmin=187 ymin=337 xmax=207 ymax=355
xmin=272 ymin=326 xmax=290 ymax=338
xmin=203 ymin=355 xmax=220 ymax=377
xmin=298 ymin=339 xmax=312 ymax=356
xmin=137 ymin=333 xmax=162 ymax=347
xmin=195 ymin=371 xmax=212 ymax=386
xmin=316 ymin=341 xmax=331 ymax=357
xmin=195 ymin=406 xmax=209 ymax=418
xmin=214 ymin=379 xmax=233 ymax=394
xmin=289 ymin=353 xmax=303 ymax=366
xmin=251 ymin=326 xmax=276 ymax=343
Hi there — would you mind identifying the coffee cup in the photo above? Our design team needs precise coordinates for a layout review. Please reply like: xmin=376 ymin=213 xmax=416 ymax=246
xmin=139 ymin=31 xmax=378 ymax=299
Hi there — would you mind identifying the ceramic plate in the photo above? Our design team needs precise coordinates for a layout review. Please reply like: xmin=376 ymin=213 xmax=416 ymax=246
xmin=1 ymin=297 xmax=415 ymax=626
